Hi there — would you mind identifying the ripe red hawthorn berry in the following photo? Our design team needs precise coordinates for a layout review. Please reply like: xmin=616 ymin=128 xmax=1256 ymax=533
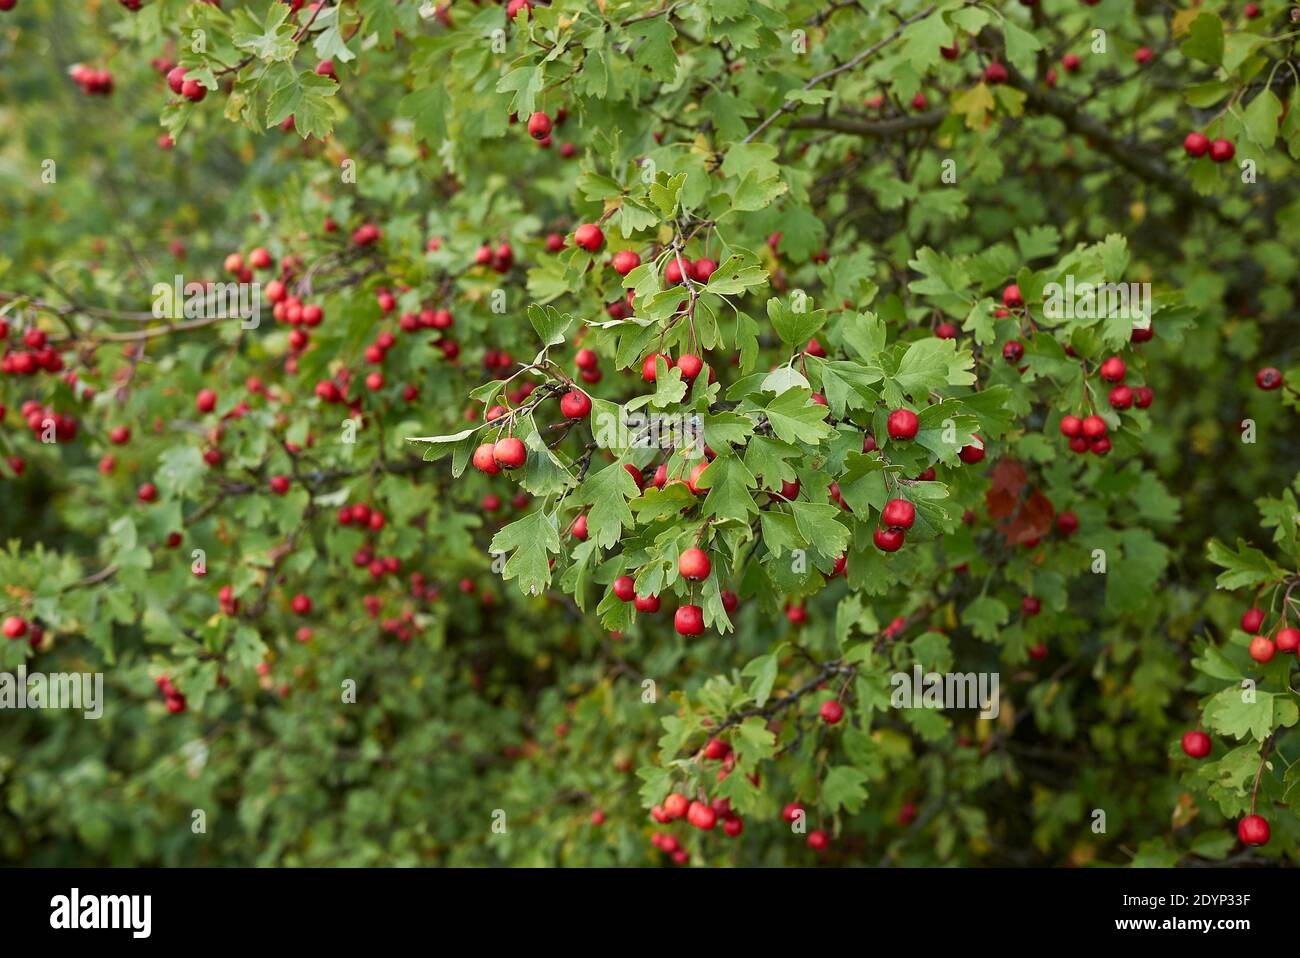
xmin=3 ymin=616 xmax=28 ymax=640
xmin=782 ymin=802 xmax=804 ymax=823
xmin=1002 ymin=340 xmax=1024 ymax=363
xmin=1109 ymin=385 xmax=1133 ymax=410
xmin=935 ymin=322 xmax=958 ymax=339
xmin=720 ymin=590 xmax=738 ymax=614
xmin=820 ymin=700 xmax=844 ymax=724
xmin=663 ymin=793 xmax=689 ymax=818
xmin=526 ymin=111 xmax=551 ymax=140
xmin=472 ymin=443 xmax=500 ymax=475
xmin=634 ymin=593 xmax=661 ymax=613
xmin=692 ymin=258 xmax=718 ymax=282
xmin=874 ymin=527 xmax=905 ymax=552
xmin=574 ymin=348 xmax=598 ymax=371
xmin=940 ymin=41 xmax=960 ymax=60
xmin=1275 ymin=627 xmax=1300 ymax=652
xmin=1081 ymin=415 xmax=1107 ymax=439
xmin=807 ymin=830 xmax=829 ymax=851
xmin=493 ymin=437 xmax=527 ymax=469
xmin=1255 ymin=367 xmax=1283 ymax=391
xmin=1062 ymin=53 xmax=1081 ymax=72
xmin=1238 ymin=815 xmax=1270 ymax=846
xmin=560 ymin=389 xmax=592 ymax=418
xmin=786 ymin=604 xmax=807 ymax=625
xmin=1240 ymin=607 xmax=1266 ymax=633
xmin=1021 ymin=596 xmax=1041 ymax=616
xmin=983 ymin=62 xmax=1008 ymax=84
xmin=1002 ymin=283 xmax=1023 ymax=308
xmin=612 ymin=575 xmax=636 ymax=602
xmin=291 ymin=594 xmax=312 ymax=615
xmin=678 ymin=547 xmax=711 ymax=580
xmin=570 ymin=514 xmax=588 ymax=541
xmin=687 ymin=461 xmax=709 ymax=495
xmin=1090 ymin=436 xmax=1112 ymax=456
xmin=642 ymin=353 xmax=672 ymax=382
xmin=1181 ymin=730 xmax=1211 ymax=758
xmin=1056 ymin=511 xmax=1079 ymax=536
xmin=137 ymin=482 xmax=159 ymax=503
xmin=675 ymin=604 xmax=704 ymax=636
xmin=777 ymin=479 xmax=801 ymax=501
xmin=1134 ymin=46 xmax=1153 ymax=65
xmin=862 ymin=433 xmax=878 ymax=453
xmin=676 ymin=353 xmax=703 ymax=382
xmin=1099 ymin=356 xmax=1126 ymax=382
xmin=573 ymin=224 xmax=605 ymax=252
xmin=703 ymin=738 xmax=731 ymax=761
xmin=687 ymin=801 xmax=717 ymax=831
xmin=196 ymin=389 xmax=218 ymax=413
xmin=612 ymin=249 xmax=641 ymax=275
xmin=887 ymin=408 xmax=919 ymax=440
xmin=1248 ymin=635 xmax=1276 ymax=663
xmin=1134 ymin=386 xmax=1153 ymax=409
xmin=1209 ymin=139 xmax=1235 ymax=163
xmin=269 ymin=475 xmax=290 ymax=495
xmin=181 ymin=78 xmax=206 ymax=102
xmin=723 ymin=815 xmax=744 ymax=837
xmin=959 ymin=436 xmax=985 ymax=464
xmin=108 ymin=426 xmax=130 ymax=445
xmin=882 ymin=498 xmax=915 ymax=530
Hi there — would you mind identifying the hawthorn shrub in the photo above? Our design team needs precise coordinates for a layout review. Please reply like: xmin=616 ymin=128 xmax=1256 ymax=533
xmin=0 ymin=0 xmax=1297 ymax=867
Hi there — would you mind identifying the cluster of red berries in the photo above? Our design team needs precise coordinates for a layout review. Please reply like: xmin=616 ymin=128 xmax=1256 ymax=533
xmin=473 ymin=241 xmax=514 ymax=273
xmin=1181 ymin=726 xmax=1272 ymax=847
xmin=665 ymin=255 xmax=718 ymax=285
xmin=337 ymin=501 xmax=387 ymax=533
xmin=1058 ymin=413 xmax=1111 ymax=456
xmin=472 ymin=437 xmax=528 ymax=474
xmin=20 ymin=400 xmax=78 ymax=442
xmin=165 ymin=66 xmax=208 ymax=102
xmin=155 ymin=675 xmax=186 ymax=714
xmin=70 ymin=64 xmax=114 ymax=95
xmin=1239 ymin=605 xmax=1300 ymax=664
xmin=2 ymin=325 xmax=66 ymax=376
xmin=875 ymin=497 xmax=915 ymax=553
xmin=642 ymin=351 xmax=707 ymax=385
xmin=1183 ymin=133 xmax=1235 ymax=163
xmin=574 ymin=347 xmax=602 ymax=385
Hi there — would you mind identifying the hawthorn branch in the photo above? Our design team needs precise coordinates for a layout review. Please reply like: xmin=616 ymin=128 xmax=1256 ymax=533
xmin=742 ymin=4 xmax=936 ymax=144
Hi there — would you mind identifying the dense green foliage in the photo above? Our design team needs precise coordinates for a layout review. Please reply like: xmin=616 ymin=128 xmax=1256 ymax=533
xmin=0 ymin=0 xmax=1297 ymax=867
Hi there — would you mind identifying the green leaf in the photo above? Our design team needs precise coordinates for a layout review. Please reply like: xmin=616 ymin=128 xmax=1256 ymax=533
xmin=763 ymin=388 xmax=832 ymax=445
xmin=1180 ymin=12 xmax=1224 ymax=66
xmin=527 ymin=303 xmax=574 ymax=348
xmin=741 ymin=651 xmax=781 ymax=709
xmin=822 ymin=765 xmax=869 ymax=814
xmin=1206 ymin=538 xmax=1286 ymax=591
xmin=488 ymin=511 xmax=560 ymax=596
xmin=575 ymin=463 xmax=639 ymax=550
xmin=767 ymin=297 xmax=825 ymax=346
xmin=1242 ymin=89 xmax=1283 ymax=150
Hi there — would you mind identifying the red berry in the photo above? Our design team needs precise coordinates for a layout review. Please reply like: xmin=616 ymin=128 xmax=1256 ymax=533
xmin=1184 ymin=132 xmax=1210 ymax=157
xmin=1209 ymin=139 xmax=1235 ymax=163
xmin=1002 ymin=340 xmax=1024 ymax=363
xmin=1238 ymin=815 xmax=1270 ymax=846
xmin=687 ymin=800 xmax=717 ymax=831
xmin=1099 ymin=356 xmax=1126 ymax=382
xmin=1275 ymin=627 xmax=1300 ymax=652
xmin=723 ymin=815 xmax=744 ymax=837
xmin=613 ymin=575 xmax=636 ymax=601
xmin=1081 ymin=415 xmax=1107 ymax=439
xmin=678 ymin=547 xmax=711 ymax=581
xmin=1056 ymin=511 xmax=1079 ymax=536
xmin=663 ymin=793 xmax=689 ymax=818
xmin=959 ymin=437 xmax=985 ymax=464
xmin=291 ymin=594 xmax=312 ymax=615
xmin=676 ymin=353 xmax=703 ymax=382
xmin=786 ymin=604 xmax=807 ymax=625
xmin=575 ymin=348 xmax=598 ymax=370
xmin=1021 ymin=596 xmax=1041 ymax=616
xmin=692 ymin=258 xmax=717 ymax=282
xmin=882 ymin=498 xmax=915 ymax=530
xmin=674 ymin=604 xmax=704 ymax=636
xmin=3 ymin=616 xmax=28 ymax=639
xmin=1180 ymin=730 xmax=1211 ymax=759
xmin=720 ymin=591 xmax=738 ymax=614
xmin=1109 ymin=385 xmax=1133 ymax=410
xmin=807 ymin=830 xmax=829 ymax=850
xmin=196 ymin=389 xmax=218 ymax=413
xmin=526 ymin=111 xmax=552 ymax=140
xmin=1248 ymin=635 xmax=1276 ymax=663
xmin=634 ymin=593 xmax=661 ymax=613
xmin=472 ymin=443 xmax=500 ymax=475
xmin=1240 ymin=607 xmax=1266 ymax=633
xmin=703 ymin=738 xmax=730 ymax=761
xmin=1255 ymin=367 xmax=1283 ymax=391
xmin=887 ymin=408 xmax=919 ymax=440
xmin=642 ymin=353 xmax=672 ymax=382
xmin=560 ymin=389 xmax=592 ymax=418
xmin=612 ymin=250 xmax=641 ymax=275
xmin=269 ymin=475 xmax=290 ymax=495
xmin=137 ymin=482 xmax=158 ymax=503
xmin=820 ymin=700 xmax=844 ymax=725
xmin=1134 ymin=386 xmax=1153 ymax=409
xmin=493 ymin=437 xmax=527 ymax=469
xmin=874 ymin=527 xmax=905 ymax=552
xmin=574 ymin=224 xmax=605 ymax=253
xmin=983 ymin=62 xmax=1008 ymax=84
xmin=570 ymin=514 xmax=588 ymax=541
